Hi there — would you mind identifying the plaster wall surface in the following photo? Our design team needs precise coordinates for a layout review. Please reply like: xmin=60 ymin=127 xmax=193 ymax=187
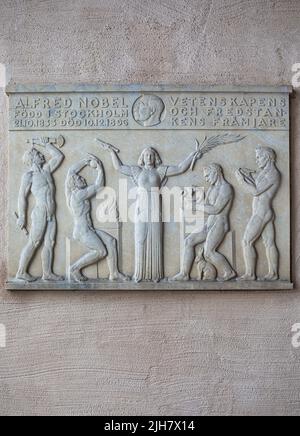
xmin=0 ymin=0 xmax=300 ymax=416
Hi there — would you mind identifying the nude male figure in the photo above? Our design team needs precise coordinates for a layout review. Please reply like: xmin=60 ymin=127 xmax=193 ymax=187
xmin=65 ymin=156 xmax=128 ymax=283
xmin=16 ymin=138 xmax=64 ymax=282
xmin=235 ymin=146 xmax=281 ymax=281
xmin=171 ymin=163 xmax=236 ymax=282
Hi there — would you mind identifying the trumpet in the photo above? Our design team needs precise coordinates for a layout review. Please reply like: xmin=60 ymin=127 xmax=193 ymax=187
xmin=26 ymin=135 xmax=65 ymax=148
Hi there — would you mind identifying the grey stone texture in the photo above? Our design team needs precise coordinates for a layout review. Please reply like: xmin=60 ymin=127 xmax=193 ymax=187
xmin=6 ymin=85 xmax=292 ymax=290
xmin=0 ymin=0 xmax=300 ymax=416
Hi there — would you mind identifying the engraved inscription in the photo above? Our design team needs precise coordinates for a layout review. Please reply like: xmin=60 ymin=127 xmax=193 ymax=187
xmin=10 ymin=92 xmax=289 ymax=131
xmin=168 ymin=95 xmax=289 ymax=129
xmin=12 ymin=94 xmax=130 ymax=129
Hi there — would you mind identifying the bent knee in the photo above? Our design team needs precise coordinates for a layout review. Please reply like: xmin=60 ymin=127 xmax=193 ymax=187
xmin=107 ymin=237 xmax=117 ymax=250
xmin=45 ymin=240 xmax=55 ymax=249
xmin=204 ymin=248 xmax=214 ymax=261
xmin=243 ymin=237 xmax=254 ymax=247
xmin=30 ymin=239 xmax=42 ymax=249
xmin=97 ymin=246 xmax=107 ymax=258
xmin=184 ymin=237 xmax=195 ymax=249
xmin=263 ymin=238 xmax=275 ymax=249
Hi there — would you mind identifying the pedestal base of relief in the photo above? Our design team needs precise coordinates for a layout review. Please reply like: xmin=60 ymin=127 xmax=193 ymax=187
xmin=6 ymin=279 xmax=294 ymax=291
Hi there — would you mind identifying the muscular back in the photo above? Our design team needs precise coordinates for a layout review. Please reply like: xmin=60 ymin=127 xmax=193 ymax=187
xmin=69 ymin=190 xmax=95 ymax=240
xmin=70 ymin=191 xmax=91 ymax=219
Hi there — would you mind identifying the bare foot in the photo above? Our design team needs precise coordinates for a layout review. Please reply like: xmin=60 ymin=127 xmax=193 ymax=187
xmin=259 ymin=274 xmax=279 ymax=282
xmin=169 ymin=273 xmax=190 ymax=282
xmin=15 ymin=272 xmax=37 ymax=282
xmin=42 ymin=273 xmax=64 ymax=282
xmin=133 ymin=276 xmax=142 ymax=284
xmin=237 ymin=274 xmax=256 ymax=282
xmin=217 ymin=270 xmax=237 ymax=282
xmin=109 ymin=272 xmax=130 ymax=282
xmin=70 ymin=270 xmax=88 ymax=283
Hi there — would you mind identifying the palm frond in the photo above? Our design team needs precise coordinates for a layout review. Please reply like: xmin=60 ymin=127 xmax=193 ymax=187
xmin=200 ymin=133 xmax=245 ymax=154
xmin=191 ymin=133 xmax=246 ymax=170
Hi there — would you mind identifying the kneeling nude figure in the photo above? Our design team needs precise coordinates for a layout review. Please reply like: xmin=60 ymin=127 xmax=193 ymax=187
xmin=171 ymin=164 xmax=236 ymax=282
xmin=65 ymin=156 xmax=128 ymax=283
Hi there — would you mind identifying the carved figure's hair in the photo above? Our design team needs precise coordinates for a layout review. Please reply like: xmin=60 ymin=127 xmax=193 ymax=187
xmin=67 ymin=174 xmax=86 ymax=191
xmin=256 ymin=146 xmax=277 ymax=162
xmin=204 ymin=163 xmax=224 ymax=177
xmin=138 ymin=147 xmax=162 ymax=167
xmin=139 ymin=95 xmax=165 ymax=117
xmin=23 ymin=148 xmax=42 ymax=167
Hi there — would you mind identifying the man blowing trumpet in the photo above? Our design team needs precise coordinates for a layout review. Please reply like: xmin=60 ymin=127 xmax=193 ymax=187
xmin=16 ymin=137 xmax=64 ymax=282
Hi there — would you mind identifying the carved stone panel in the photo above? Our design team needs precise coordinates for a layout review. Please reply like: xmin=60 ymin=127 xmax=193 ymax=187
xmin=6 ymin=85 xmax=293 ymax=290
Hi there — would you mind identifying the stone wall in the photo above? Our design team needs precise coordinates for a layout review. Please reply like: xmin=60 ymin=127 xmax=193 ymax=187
xmin=0 ymin=0 xmax=299 ymax=416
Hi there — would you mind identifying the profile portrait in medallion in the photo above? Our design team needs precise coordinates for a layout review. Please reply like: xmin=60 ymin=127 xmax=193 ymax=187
xmin=132 ymin=94 xmax=165 ymax=127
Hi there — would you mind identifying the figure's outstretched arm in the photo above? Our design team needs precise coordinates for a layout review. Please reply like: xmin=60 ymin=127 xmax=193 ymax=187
xmin=108 ymin=149 xmax=134 ymax=177
xmin=17 ymin=172 xmax=32 ymax=230
xmin=166 ymin=151 xmax=198 ymax=177
xmin=39 ymin=138 xmax=64 ymax=173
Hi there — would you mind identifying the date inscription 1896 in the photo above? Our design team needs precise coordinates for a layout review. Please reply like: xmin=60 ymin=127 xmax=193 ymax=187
xmin=11 ymin=92 xmax=289 ymax=131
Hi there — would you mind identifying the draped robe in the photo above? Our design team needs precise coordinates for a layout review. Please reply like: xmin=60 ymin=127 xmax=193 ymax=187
xmin=131 ymin=166 xmax=168 ymax=282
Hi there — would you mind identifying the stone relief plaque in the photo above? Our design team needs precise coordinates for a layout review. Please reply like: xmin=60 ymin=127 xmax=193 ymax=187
xmin=6 ymin=85 xmax=293 ymax=290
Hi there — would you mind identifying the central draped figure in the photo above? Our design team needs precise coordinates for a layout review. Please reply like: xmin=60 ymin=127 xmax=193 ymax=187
xmin=103 ymin=143 xmax=201 ymax=283
xmin=131 ymin=153 xmax=168 ymax=283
